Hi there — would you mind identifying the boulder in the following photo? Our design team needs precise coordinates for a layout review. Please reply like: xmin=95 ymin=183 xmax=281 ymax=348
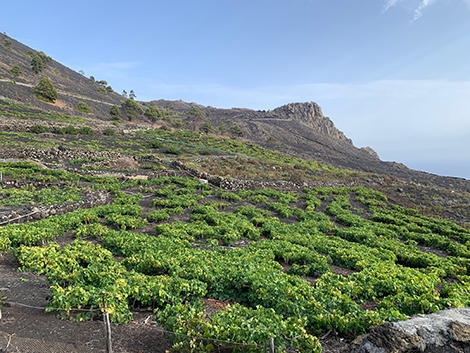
xmin=351 ymin=308 xmax=470 ymax=353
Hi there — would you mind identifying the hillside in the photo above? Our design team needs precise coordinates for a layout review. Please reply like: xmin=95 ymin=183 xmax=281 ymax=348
xmin=2 ymin=33 xmax=470 ymax=353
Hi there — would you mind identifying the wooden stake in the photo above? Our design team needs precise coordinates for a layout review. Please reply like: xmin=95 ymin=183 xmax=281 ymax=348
xmin=104 ymin=311 xmax=113 ymax=353
xmin=269 ymin=338 xmax=275 ymax=353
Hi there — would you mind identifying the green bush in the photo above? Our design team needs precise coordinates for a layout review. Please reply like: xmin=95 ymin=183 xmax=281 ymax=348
xmin=172 ymin=118 xmax=183 ymax=128
xmin=217 ymin=123 xmax=227 ymax=133
xmin=3 ymin=38 xmax=12 ymax=48
xmin=145 ymin=140 xmax=163 ymax=149
xmin=30 ymin=124 xmax=50 ymax=134
xmin=144 ymin=106 xmax=161 ymax=121
xmin=31 ymin=54 xmax=45 ymax=74
xmin=78 ymin=127 xmax=95 ymax=136
xmin=106 ymin=86 xmax=113 ymax=92
xmin=200 ymin=121 xmax=213 ymax=134
xmin=9 ymin=65 xmax=22 ymax=77
xmin=121 ymin=98 xmax=143 ymax=120
xmin=32 ymin=77 xmax=58 ymax=103
xmin=76 ymin=102 xmax=91 ymax=114
xmin=103 ymin=128 xmax=115 ymax=136
xmin=97 ymin=86 xmax=107 ymax=95
xmin=51 ymin=125 xmax=94 ymax=136
xmin=110 ymin=105 xmax=120 ymax=120
xmin=228 ymin=124 xmax=244 ymax=137
xmin=165 ymin=146 xmax=182 ymax=155
xmin=37 ymin=51 xmax=52 ymax=64
xmin=188 ymin=107 xmax=205 ymax=120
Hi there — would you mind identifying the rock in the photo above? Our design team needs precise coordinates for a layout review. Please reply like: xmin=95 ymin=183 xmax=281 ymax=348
xmin=272 ymin=102 xmax=353 ymax=143
xmin=351 ymin=308 xmax=470 ymax=353
xmin=361 ymin=146 xmax=380 ymax=159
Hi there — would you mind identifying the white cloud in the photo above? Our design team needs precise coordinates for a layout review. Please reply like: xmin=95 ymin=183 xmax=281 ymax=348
xmin=383 ymin=0 xmax=402 ymax=12
xmin=412 ymin=0 xmax=437 ymax=21
xmin=383 ymin=0 xmax=469 ymax=20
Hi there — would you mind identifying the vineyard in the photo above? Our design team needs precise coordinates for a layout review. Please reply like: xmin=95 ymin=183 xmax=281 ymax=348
xmin=2 ymin=161 xmax=470 ymax=352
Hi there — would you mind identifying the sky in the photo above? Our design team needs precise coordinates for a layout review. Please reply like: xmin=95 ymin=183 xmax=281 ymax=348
xmin=1 ymin=0 xmax=469 ymax=179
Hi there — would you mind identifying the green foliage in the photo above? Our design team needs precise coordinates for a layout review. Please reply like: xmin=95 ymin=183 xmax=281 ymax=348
xmin=3 ymin=37 xmax=12 ymax=48
xmin=32 ymin=77 xmax=58 ymax=103
xmin=4 ymin=165 xmax=470 ymax=352
xmin=144 ymin=106 xmax=161 ymax=121
xmin=51 ymin=125 xmax=95 ymax=136
xmin=165 ymin=146 xmax=182 ymax=155
xmin=200 ymin=121 xmax=213 ymax=134
xmin=217 ymin=123 xmax=227 ymax=133
xmin=188 ymin=107 xmax=205 ymax=120
xmin=76 ymin=102 xmax=91 ymax=114
xmin=9 ymin=65 xmax=22 ymax=77
xmin=106 ymin=86 xmax=113 ymax=92
xmin=172 ymin=118 xmax=183 ymax=128
xmin=37 ymin=51 xmax=52 ymax=64
xmin=96 ymin=86 xmax=107 ymax=95
xmin=103 ymin=128 xmax=115 ymax=136
xmin=145 ymin=140 xmax=163 ymax=149
xmin=0 ymin=185 xmax=81 ymax=207
xmin=31 ymin=54 xmax=45 ymax=74
xmin=121 ymin=98 xmax=143 ymax=120
xmin=110 ymin=105 xmax=120 ymax=120
xmin=267 ymin=135 xmax=277 ymax=143
xmin=228 ymin=124 xmax=244 ymax=137
xmin=30 ymin=124 xmax=50 ymax=134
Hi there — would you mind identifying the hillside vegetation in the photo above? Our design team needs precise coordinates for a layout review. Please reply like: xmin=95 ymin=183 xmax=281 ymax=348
xmin=1 ymin=33 xmax=470 ymax=352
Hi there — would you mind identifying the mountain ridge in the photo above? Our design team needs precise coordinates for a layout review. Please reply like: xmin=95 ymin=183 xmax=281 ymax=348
xmin=1 ymin=32 xmax=469 ymax=195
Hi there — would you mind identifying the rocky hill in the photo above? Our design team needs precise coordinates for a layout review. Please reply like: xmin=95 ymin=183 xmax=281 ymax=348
xmin=1 ymin=32 xmax=470 ymax=195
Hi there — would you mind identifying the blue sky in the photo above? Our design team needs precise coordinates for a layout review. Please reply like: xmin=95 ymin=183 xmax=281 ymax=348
xmin=1 ymin=0 xmax=470 ymax=179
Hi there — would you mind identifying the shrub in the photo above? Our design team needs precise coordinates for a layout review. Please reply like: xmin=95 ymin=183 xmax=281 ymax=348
xmin=266 ymin=135 xmax=277 ymax=143
xmin=33 ymin=77 xmax=58 ymax=103
xmin=172 ymin=118 xmax=183 ymax=128
xmin=200 ymin=121 xmax=213 ymax=134
xmin=106 ymin=86 xmax=113 ymax=92
xmin=217 ymin=123 xmax=227 ymax=133
xmin=121 ymin=98 xmax=143 ymax=120
xmin=76 ymin=102 xmax=91 ymax=113
xmin=3 ymin=38 xmax=12 ymax=48
xmin=165 ymin=146 xmax=182 ymax=155
xmin=103 ymin=128 xmax=115 ymax=136
xmin=145 ymin=140 xmax=163 ymax=149
xmin=188 ymin=107 xmax=205 ymax=120
xmin=97 ymin=86 xmax=107 ymax=95
xmin=31 ymin=54 xmax=45 ymax=74
xmin=9 ymin=65 xmax=22 ymax=77
xmin=228 ymin=124 xmax=244 ymax=137
xmin=37 ymin=51 xmax=52 ymax=64
xmin=144 ymin=106 xmax=161 ymax=121
xmin=78 ymin=127 xmax=95 ymax=136
xmin=63 ymin=125 xmax=79 ymax=135
xmin=30 ymin=124 xmax=50 ymax=134
xmin=110 ymin=105 xmax=120 ymax=120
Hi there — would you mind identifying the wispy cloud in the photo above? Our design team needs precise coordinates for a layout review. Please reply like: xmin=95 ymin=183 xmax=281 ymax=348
xmin=383 ymin=0 xmax=402 ymax=12
xmin=383 ymin=0 xmax=468 ymax=20
xmin=412 ymin=0 xmax=437 ymax=21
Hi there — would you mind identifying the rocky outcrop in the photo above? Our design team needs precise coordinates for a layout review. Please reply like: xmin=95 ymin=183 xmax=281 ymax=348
xmin=351 ymin=308 xmax=470 ymax=353
xmin=361 ymin=146 xmax=380 ymax=159
xmin=271 ymin=102 xmax=352 ymax=143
